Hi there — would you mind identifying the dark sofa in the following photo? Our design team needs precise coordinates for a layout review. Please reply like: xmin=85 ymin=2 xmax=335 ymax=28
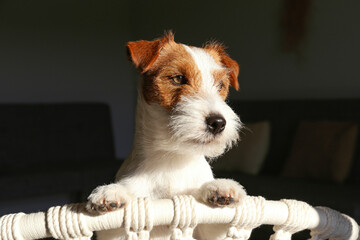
xmin=215 ymin=99 xmax=360 ymax=239
xmin=0 ymin=103 xmax=120 ymax=214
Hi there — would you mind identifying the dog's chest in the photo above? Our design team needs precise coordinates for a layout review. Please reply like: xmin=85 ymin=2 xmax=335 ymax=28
xmin=128 ymin=157 xmax=214 ymax=199
xmin=152 ymin=165 xmax=211 ymax=198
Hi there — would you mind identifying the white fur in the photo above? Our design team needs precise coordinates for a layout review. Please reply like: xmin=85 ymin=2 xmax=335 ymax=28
xmin=183 ymin=45 xmax=222 ymax=93
xmin=169 ymin=93 xmax=241 ymax=158
xmin=87 ymin=45 xmax=246 ymax=240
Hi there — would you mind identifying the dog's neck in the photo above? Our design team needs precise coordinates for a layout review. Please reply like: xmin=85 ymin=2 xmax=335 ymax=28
xmin=116 ymin=94 xmax=205 ymax=179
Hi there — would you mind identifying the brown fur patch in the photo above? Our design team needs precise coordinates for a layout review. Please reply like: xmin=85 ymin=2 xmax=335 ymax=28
xmin=205 ymin=42 xmax=240 ymax=91
xmin=143 ymin=41 xmax=202 ymax=110
xmin=212 ymin=69 xmax=230 ymax=99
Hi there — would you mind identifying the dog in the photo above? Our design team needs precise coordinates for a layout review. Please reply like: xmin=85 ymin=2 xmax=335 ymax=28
xmin=87 ymin=31 xmax=246 ymax=240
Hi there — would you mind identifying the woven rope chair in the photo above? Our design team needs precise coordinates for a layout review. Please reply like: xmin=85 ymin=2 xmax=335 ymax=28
xmin=1 ymin=195 xmax=359 ymax=240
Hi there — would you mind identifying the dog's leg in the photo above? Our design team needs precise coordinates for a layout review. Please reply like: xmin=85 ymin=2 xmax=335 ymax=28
xmin=86 ymin=183 xmax=132 ymax=213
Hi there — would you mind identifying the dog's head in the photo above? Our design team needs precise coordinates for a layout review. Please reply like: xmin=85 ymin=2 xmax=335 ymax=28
xmin=127 ymin=31 xmax=242 ymax=158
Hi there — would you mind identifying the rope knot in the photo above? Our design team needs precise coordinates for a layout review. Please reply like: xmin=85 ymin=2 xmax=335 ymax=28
xmin=224 ymin=196 xmax=266 ymax=240
xmin=227 ymin=226 xmax=240 ymax=238
xmin=138 ymin=230 xmax=150 ymax=240
xmin=170 ymin=195 xmax=197 ymax=240
xmin=269 ymin=230 xmax=292 ymax=240
xmin=170 ymin=228 xmax=183 ymax=240
xmin=225 ymin=226 xmax=252 ymax=240
xmin=47 ymin=204 xmax=92 ymax=240
xmin=270 ymin=199 xmax=312 ymax=240
xmin=124 ymin=198 xmax=153 ymax=240
xmin=0 ymin=212 xmax=25 ymax=240
xmin=126 ymin=231 xmax=138 ymax=240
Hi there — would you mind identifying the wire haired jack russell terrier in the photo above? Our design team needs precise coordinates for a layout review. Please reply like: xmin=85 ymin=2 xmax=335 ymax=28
xmin=87 ymin=31 xmax=247 ymax=240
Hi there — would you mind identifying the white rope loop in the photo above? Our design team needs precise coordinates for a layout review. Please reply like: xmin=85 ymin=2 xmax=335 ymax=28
xmin=310 ymin=207 xmax=359 ymax=240
xmin=0 ymin=213 xmax=25 ymax=240
xmin=68 ymin=205 xmax=83 ymax=239
xmin=270 ymin=199 xmax=312 ymax=240
xmin=225 ymin=196 xmax=266 ymax=240
xmin=124 ymin=197 xmax=153 ymax=240
xmin=1 ymin=214 xmax=12 ymax=240
xmin=12 ymin=213 xmax=25 ymax=240
xmin=170 ymin=195 xmax=197 ymax=240
xmin=46 ymin=204 xmax=92 ymax=240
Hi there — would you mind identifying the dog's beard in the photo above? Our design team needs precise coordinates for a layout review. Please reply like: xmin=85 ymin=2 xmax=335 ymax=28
xmin=168 ymin=95 xmax=242 ymax=158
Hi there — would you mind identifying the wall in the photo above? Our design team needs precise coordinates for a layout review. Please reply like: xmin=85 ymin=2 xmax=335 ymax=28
xmin=0 ymin=0 xmax=359 ymax=159
xmin=0 ymin=1 xmax=136 ymax=158
xmin=232 ymin=0 xmax=360 ymax=100
xmin=126 ymin=0 xmax=360 ymax=100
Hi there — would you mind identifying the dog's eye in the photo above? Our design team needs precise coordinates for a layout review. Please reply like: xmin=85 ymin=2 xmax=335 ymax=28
xmin=218 ymin=81 xmax=225 ymax=90
xmin=170 ymin=75 xmax=187 ymax=85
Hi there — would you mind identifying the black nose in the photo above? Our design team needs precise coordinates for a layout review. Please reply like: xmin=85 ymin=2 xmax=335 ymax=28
xmin=206 ymin=114 xmax=226 ymax=135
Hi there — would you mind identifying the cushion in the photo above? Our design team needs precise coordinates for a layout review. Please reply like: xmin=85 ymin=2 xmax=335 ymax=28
xmin=213 ymin=121 xmax=270 ymax=175
xmin=283 ymin=121 xmax=358 ymax=182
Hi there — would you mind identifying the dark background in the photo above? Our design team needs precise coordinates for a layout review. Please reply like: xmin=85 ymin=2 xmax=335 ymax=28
xmin=0 ymin=0 xmax=359 ymax=236
xmin=1 ymin=0 xmax=359 ymax=159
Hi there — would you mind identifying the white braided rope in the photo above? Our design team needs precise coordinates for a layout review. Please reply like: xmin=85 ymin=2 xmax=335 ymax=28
xmin=0 ymin=196 xmax=358 ymax=240
xmin=170 ymin=195 xmax=197 ymax=240
xmin=124 ymin=198 xmax=153 ymax=240
xmin=46 ymin=204 xmax=92 ymax=240
xmin=270 ymin=199 xmax=313 ymax=240
xmin=225 ymin=196 xmax=266 ymax=240
xmin=1 ymin=214 xmax=12 ymax=240
xmin=0 ymin=213 xmax=25 ymax=240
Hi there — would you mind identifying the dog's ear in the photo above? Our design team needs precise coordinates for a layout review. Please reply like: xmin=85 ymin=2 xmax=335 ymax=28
xmin=221 ymin=54 xmax=240 ymax=91
xmin=126 ymin=31 xmax=174 ymax=73
xmin=205 ymin=42 xmax=240 ymax=91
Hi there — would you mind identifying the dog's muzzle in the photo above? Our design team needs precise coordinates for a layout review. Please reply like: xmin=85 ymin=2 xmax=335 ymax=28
xmin=168 ymin=94 xmax=241 ymax=157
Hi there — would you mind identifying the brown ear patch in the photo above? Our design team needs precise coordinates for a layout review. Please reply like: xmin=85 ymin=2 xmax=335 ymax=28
xmin=126 ymin=40 xmax=162 ymax=73
xmin=126 ymin=31 xmax=175 ymax=73
xmin=205 ymin=42 xmax=240 ymax=91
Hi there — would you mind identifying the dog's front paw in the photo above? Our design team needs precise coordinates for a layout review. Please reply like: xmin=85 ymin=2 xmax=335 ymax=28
xmin=199 ymin=179 xmax=246 ymax=207
xmin=86 ymin=183 xmax=131 ymax=214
